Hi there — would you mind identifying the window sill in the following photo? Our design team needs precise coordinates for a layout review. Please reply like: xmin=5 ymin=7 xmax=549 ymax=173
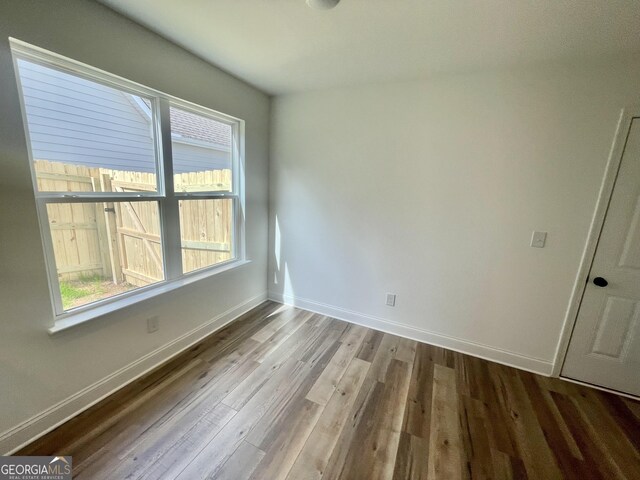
xmin=48 ymin=259 xmax=252 ymax=335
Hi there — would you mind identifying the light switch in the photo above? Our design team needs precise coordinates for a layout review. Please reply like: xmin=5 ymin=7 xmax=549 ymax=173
xmin=530 ymin=231 xmax=547 ymax=248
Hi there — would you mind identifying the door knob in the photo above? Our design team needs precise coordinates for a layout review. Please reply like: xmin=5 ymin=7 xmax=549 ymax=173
xmin=593 ymin=277 xmax=608 ymax=287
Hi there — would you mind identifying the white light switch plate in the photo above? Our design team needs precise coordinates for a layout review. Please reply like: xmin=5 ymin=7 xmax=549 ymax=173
xmin=530 ymin=231 xmax=547 ymax=248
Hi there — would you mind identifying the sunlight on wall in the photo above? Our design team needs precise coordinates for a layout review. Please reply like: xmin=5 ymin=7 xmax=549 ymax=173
xmin=283 ymin=263 xmax=294 ymax=297
xmin=274 ymin=216 xmax=281 ymax=272
xmin=273 ymin=215 xmax=294 ymax=297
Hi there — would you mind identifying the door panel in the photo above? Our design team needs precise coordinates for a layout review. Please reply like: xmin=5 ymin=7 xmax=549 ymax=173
xmin=619 ymin=196 xmax=640 ymax=269
xmin=590 ymin=296 xmax=637 ymax=358
xmin=562 ymin=118 xmax=640 ymax=396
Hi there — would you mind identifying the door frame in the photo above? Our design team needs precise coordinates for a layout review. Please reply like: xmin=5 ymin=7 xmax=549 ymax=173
xmin=552 ymin=106 xmax=640 ymax=379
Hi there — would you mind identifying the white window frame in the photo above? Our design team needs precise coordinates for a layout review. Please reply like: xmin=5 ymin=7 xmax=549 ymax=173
xmin=10 ymin=38 xmax=247 ymax=333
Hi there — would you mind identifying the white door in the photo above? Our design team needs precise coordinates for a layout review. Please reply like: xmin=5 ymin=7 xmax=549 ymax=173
xmin=562 ymin=118 xmax=640 ymax=396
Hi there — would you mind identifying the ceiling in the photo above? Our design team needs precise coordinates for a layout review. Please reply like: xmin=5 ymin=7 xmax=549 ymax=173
xmin=99 ymin=0 xmax=640 ymax=95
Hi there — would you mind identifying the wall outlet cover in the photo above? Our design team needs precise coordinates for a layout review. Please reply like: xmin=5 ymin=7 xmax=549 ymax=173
xmin=147 ymin=316 xmax=159 ymax=333
xmin=386 ymin=293 xmax=396 ymax=307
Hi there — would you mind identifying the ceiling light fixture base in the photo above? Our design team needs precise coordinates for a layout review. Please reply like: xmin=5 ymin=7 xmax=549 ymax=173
xmin=306 ymin=0 xmax=341 ymax=10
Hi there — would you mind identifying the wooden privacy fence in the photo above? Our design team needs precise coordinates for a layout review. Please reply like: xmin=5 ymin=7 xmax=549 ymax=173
xmin=35 ymin=160 xmax=233 ymax=286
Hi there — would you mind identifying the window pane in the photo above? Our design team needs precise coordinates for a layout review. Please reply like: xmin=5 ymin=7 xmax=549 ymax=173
xmin=170 ymin=106 xmax=232 ymax=193
xmin=15 ymin=58 xmax=159 ymax=193
xmin=45 ymin=201 xmax=164 ymax=311
xmin=179 ymin=199 xmax=233 ymax=273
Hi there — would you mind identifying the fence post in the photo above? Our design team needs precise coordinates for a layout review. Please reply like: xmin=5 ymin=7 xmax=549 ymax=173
xmin=100 ymin=173 xmax=125 ymax=284
xmin=91 ymin=175 xmax=112 ymax=280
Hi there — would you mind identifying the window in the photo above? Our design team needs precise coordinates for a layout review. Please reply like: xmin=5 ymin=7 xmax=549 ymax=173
xmin=11 ymin=39 xmax=245 ymax=327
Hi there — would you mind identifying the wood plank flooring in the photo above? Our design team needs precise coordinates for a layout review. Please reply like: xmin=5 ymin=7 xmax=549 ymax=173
xmin=18 ymin=301 xmax=640 ymax=479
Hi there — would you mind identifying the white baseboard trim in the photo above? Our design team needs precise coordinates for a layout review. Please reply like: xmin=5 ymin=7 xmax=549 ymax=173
xmin=269 ymin=292 xmax=553 ymax=377
xmin=0 ymin=291 xmax=268 ymax=455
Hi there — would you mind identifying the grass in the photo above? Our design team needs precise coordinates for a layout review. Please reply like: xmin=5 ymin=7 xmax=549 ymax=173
xmin=60 ymin=282 xmax=88 ymax=304
xmin=60 ymin=273 xmax=106 ymax=310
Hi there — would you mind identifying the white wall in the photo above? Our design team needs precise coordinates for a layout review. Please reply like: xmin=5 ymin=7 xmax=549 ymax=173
xmin=269 ymin=56 xmax=640 ymax=374
xmin=0 ymin=0 xmax=269 ymax=453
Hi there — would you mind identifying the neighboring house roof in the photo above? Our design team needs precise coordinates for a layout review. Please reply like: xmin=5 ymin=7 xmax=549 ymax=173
xmin=170 ymin=108 xmax=231 ymax=148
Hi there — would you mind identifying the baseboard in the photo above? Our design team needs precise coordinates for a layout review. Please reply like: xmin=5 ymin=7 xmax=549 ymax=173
xmin=269 ymin=292 xmax=553 ymax=377
xmin=0 ymin=291 xmax=268 ymax=455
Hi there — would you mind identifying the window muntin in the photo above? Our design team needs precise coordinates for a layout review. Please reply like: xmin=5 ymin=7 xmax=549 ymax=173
xmin=11 ymin=39 xmax=244 ymax=322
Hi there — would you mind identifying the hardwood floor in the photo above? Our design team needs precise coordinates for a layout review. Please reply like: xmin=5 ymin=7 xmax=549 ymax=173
xmin=19 ymin=301 xmax=640 ymax=479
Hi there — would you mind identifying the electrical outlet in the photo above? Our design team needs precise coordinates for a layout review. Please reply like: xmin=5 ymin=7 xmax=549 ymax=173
xmin=147 ymin=316 xmax=159 ymax=333
xmin=530 ymin=231 xmax=547 ymax=248
xmin=386 ymin=293 xmax=396 ymax=307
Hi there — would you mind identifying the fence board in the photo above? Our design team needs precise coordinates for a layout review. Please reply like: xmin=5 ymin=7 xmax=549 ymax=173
xmin=118 ymin=199 xmax=162 ymax=271
xmin=37 ymin=172 xmax=93 ymax=184
xmin=100 ymin=174 xmax=125 ymax=284
xmin=49 ymin=223 xmax=97 ymax=231
xmin=122 ymin=268 xmax=159 ymax=285
xmin=58 ymin=264 xmax=103 ymax=274
xmin=182 ymin=240 xmax=230 ymax=252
